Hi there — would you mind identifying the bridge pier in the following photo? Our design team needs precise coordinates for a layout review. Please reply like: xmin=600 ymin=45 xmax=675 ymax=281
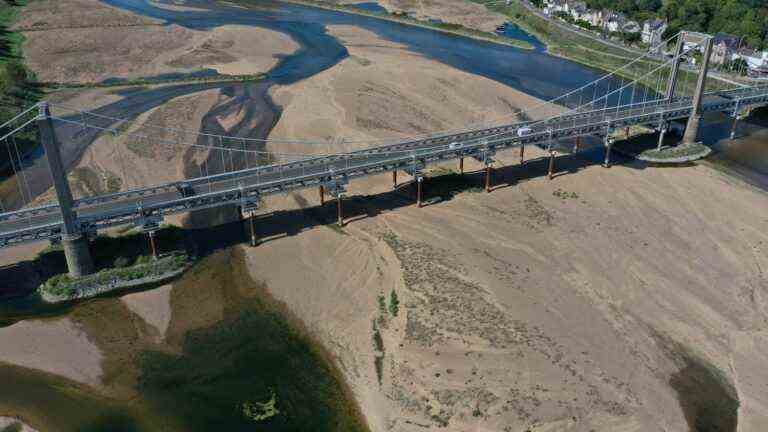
xmin=148 ymin=230 xmax=158 ymax=260
xmin=337 ymin=194 xmax=344 ymax=227
xmin=730 ymin=117 xmax=739 ymax=140
xmin=459 ymin=157 xmax=464 ymax=174
xmin=683 ymin=36 xmax=714 ymax=145
xmin=392 ymin=170 xmax=398 ymax=189
xmin=62 ymin=234 xmax=94 ymax=278
xmin=485 ymin=165 xmax=492 ymax=192
xmin=38 ymin=102 xmax=94 ymax=278
xmin=657 ymin=123 xmax=667 ymax=150
xmin=603 ymin=135 xmax=613 ymax=168
xmin=248 ymin=213 xmax=258 ymax=246
xmin=548 ymin=151 xmax=556 ymax=180
xmin=416 ymin=176 xmax=423 ymax=207
xmin=573 ymin=137 xmax=581 ymax=153
xmin=319 ymin=185 xmax=325 ymax=206
xmin=519 ymin=146 xmax=525 ymax=164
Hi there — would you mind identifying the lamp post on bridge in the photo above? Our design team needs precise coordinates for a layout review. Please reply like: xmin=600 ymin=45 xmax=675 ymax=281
xmin=38 ymin=102 xmax=94 ymax=277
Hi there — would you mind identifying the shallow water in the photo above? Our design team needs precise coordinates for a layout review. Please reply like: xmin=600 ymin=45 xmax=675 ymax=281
xmin=0 ymin=248 xmax=367 ymax=432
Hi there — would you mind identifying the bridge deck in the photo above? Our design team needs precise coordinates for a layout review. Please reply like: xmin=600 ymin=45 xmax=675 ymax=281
xmin=1 ymin=86 xmax=767 ymax=248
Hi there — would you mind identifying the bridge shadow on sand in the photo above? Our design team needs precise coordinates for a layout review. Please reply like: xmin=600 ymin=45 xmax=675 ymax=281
xmin=0 ymin=145 xmax=642 ymax=304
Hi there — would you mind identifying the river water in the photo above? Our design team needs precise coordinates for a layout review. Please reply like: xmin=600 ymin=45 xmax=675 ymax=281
xmin=0 ymin=0 xmax=766 ymax=430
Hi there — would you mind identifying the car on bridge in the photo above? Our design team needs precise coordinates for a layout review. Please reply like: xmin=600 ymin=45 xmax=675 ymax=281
xmin=517 ymin=127 xmax=533 ymax=137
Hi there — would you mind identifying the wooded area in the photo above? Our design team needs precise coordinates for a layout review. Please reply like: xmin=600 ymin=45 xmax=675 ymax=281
xmin=584 ymin=0 xmax=768 ymax=48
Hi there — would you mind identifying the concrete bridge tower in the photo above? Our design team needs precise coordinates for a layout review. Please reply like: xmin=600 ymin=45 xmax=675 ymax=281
xmin=38 ymin=102 xmax=94 ymax=277
xmin=682 ymin=33 xmax=714 ymax=145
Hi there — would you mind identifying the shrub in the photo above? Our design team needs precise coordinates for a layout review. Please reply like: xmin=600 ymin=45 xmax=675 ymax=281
xmin=114 ymin=256 xmax=131 ymax=268
xmin=388 ymin=290 xmax=400 ymax=317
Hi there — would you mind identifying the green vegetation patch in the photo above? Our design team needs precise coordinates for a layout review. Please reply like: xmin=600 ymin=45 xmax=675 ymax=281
xmin=40 ymin=253 xmax=189 ymax=300
xmin=0 ymin=0 xmax=42 ymax=172
xmin=638 ymin=142 xmax=712 ymax=163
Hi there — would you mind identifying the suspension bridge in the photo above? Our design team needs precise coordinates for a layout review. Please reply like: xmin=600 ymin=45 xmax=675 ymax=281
xmin=1 ymin=31 xmax=767 ymax=277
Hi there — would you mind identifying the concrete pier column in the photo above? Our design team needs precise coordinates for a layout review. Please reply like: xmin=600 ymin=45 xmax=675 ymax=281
xmin=657 ymin=123 xmax=667 ymax=150
xmin=548 ymin=151 xmax=556 ymax=180
xmin=337 ymin=195 xmax=344 ymax=227
xmin=573 ymin=137 xmax=581 ymax=152
xmin=392 ymin=171 xmax=397 ymax=188
xmin=459 ymin=157 xmax=464 ymax=174
xmin=485 ymin=165 xmax=492 ymax=193
xmin=249 ymin=213 xmax=257 ymax=247
xmin=38 ymin=102 xmax=93 ymax=277
xmin=519 ymin=146 xmax=525 ymax=164
xmin=683 ymin=36 xmax=714 ymax=145
xmin=62 ymin=234 xmax=94 ymax=277
xmin=148 ymin=230 xmax=158 ymax=260
xmin=730 ymin=117 xmax=739 ymax=140
xmin=319 ymin=185 xmax=325 ymax=206
xmin=416 ymin=176 xmax=423 ymax=207
xmin=603 ymin=136 xmax=613 ymax=168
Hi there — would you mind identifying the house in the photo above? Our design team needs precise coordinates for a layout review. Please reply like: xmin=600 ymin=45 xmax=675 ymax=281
xmin=735 ymin=48 xmax=768 ymax=76
xmin=641 ymin=19 xmax=667 ymax=46
xmin=543 ymin=0 xmax=567 ymax=15
xmin=583 ymin=9 xmax=603 ymax=27
xmin=622 ymin=20 xmax=641 ymax=34
xmin=569 ymin=2 xmax=588 ymax=22
xmin=602 ymin=11 xmax=624 ymax=33
xmin=711 ymin=33 xmax=741 ymax=65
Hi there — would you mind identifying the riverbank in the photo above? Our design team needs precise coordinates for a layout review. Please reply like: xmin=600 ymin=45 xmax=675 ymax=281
xmin=0 ymin=0 xmax=42 ymax=174
xmin=235 ymin=0 xmax=535 ymax=50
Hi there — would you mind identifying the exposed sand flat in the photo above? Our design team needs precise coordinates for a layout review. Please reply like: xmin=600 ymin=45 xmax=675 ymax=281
xmin=18 ymin=88 xmax=223 ymax=207
xmin=13 ymin=0 xmax=161 ymax=29
xmin=376 ymin=0 xmax=507 ymax=32
xmin=205 ymin=25 xmax=300 ymax=75
xmin=70 ymin=89 xmax=222 ymax=195
xmin=147 ymin=0 xmax=211 ymax=13
xmin=732 ymin=331 xmax=768 ymax=432
xmin=19 ymin=1 xmax=298 ymax=83
xmin=120 ymin=284 xmax=174 ymax=339
xmin=0 ymin=318 xmax=103 ymax=387
xmin=270 ymin=25 xmax=543 ymax=150
xmin=257 ymin=24 xmax=768 ymax=432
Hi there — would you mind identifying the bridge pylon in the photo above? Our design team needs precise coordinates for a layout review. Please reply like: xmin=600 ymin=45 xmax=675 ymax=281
xmin=682 ymin=33 xmax=714 ymax=145
xmin=38 ymin=102 xmax=94 ymax=277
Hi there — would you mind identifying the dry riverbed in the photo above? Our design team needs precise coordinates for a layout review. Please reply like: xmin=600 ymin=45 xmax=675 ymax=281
xmin=254 ymin=24 xmax=768 ymax=432
xmin=1 ymin=2 xmax=767 ymax=432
